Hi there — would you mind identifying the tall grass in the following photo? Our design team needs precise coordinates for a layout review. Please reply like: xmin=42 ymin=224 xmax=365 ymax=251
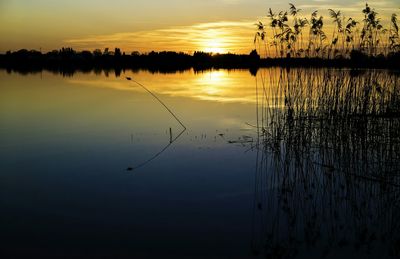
xmin=254 ymin=3 xmax=400 ymax=59
xmin=251 ymin=67 xmax=400 ymax=258
xmin=251 ymin=6 xmax=400 ymax=257
xmin=255 ymin=68 xmax=400 ymax=181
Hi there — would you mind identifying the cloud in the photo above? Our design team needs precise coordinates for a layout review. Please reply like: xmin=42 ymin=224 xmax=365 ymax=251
xmin=65 ymin=20 xmax=255 ymax=54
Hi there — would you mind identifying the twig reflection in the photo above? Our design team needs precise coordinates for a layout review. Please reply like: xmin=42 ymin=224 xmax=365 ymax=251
xmin=125 ymin=76 xmax=186 ymax=171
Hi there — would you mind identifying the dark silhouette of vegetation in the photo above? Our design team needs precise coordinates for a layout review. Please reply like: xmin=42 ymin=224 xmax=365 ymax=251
xmin=1 ymin=46 xmax=398 ymax=76
xmin=249 ymin=67 xmax=400 ymax=258
xmin=254 ymin=3 xmax=400 ymax=63
xmin=0 ymin=48 xmax=261 ymax=75
xmin=249 ymin=5 xmax=400 ymax=256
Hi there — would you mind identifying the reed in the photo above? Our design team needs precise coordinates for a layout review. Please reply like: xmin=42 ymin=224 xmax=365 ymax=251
xmin=251 ymin=67 xmax=400 ymax=258
xmin=257 ymin=68 xmax=400 ymax=180
xmin=252 ymin=6 xmax=400 ymax=258
xmin=255 ymin=3 xmax=400 ymax=59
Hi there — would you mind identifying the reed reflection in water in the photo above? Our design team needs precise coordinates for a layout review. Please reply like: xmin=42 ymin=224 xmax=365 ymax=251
xmin=251 ymin=68 xmax=400 ymax=258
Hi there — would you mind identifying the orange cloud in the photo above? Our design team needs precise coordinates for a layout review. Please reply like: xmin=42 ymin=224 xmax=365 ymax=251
xmin=64 ymin=20 xmax=255 ymax=54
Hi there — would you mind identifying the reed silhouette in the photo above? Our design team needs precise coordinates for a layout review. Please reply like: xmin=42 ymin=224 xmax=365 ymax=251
xmin=250 ymin=67 xmax=400 ymax=258
xmin=254 ymin=3 xmax=400 ymax=60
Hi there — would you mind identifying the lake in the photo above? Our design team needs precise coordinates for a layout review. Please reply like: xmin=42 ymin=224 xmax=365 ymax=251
xmin=1 ymin=68 xmax=399 ymax=258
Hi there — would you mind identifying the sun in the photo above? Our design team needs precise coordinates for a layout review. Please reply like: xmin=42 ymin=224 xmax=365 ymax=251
xmin=202 ymin=39 xmax=226 ymax=54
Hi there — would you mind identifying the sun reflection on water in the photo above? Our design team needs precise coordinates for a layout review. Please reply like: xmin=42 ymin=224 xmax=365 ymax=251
xmin=67 ymin=69 xmax=259 ymax=104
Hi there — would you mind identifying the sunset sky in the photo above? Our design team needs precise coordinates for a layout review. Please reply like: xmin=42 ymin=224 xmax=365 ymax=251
xmin=0 ymin=0 xmax=398 ymax=54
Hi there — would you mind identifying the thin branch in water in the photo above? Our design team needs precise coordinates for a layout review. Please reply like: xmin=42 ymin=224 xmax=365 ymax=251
xmin=126 ymin=76 xmax=186 ymax=130
xmin=125 ymin=76 xmax=187 ymax=171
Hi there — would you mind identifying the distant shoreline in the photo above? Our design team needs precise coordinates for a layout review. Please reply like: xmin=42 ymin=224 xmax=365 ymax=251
xmin=1 ymin=49 xmax=399 ymax=75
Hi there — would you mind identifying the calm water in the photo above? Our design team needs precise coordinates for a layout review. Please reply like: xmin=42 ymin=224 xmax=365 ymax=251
xmin=1 ymin=68 xmax=399 ymax=258
xmin=0 ymin=69 xmax=259 ymax=258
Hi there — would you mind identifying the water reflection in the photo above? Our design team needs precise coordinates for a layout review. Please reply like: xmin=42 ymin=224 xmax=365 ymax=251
xmin=251 ymin=68 xmax=400 ymax=259
xmin=32 ymin=69 xmax=257 ymax=103
xmin=0 ymin=69 xmax=257 ymax=258
xmin=125 ymin=75 xmax=187 ymax=171
xmin=1 ymin=68 xmax=399 ymax=258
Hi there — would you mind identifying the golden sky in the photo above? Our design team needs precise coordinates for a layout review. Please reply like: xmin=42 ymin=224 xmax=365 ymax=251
xmin=0 ymin=0 xmax=398 ymax=54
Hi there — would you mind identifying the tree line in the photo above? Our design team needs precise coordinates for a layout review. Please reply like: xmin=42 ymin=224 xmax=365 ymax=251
xmin=0 ymin=48 xmax=261 ymax=73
